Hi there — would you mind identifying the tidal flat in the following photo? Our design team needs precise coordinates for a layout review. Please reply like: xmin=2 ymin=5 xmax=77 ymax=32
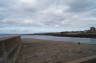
xmin=16 ymin=38 xmax=96 ymax=63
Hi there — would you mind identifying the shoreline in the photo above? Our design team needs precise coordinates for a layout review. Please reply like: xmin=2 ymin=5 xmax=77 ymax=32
xmin=22 ymin=35 xmax=96 ymax=44
xmin=32 ymin=33 xmax=96 ymax=38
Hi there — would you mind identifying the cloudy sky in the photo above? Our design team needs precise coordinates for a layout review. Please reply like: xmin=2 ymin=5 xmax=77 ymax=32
xmin=0 ymin=0 xmax=96 ymax=34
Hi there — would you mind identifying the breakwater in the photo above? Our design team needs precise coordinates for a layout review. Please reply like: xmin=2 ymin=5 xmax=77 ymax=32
xmin=0 ymin=35 xmax=22 ymax=63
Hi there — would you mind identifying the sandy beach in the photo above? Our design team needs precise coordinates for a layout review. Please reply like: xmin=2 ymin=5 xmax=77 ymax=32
xmin=16 ymin=38 xmax=96 ymax=63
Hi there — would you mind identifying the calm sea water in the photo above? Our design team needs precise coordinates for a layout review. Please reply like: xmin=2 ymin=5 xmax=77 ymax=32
xmin=0 ymin=34 xmax=96 ymax=44
xmin=22 ymin=35 xmax=96 ymax=44
xmin=0 ymin=34 xmax=12 ymax=38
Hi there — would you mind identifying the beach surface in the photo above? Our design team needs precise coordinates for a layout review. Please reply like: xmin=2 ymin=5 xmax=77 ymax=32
xmin=16 ymin=38 xmax=96 ymax=63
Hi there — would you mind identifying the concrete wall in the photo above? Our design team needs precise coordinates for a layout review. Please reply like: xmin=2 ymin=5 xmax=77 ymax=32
xmin=0 ymin=35 xmax=22 ymax=63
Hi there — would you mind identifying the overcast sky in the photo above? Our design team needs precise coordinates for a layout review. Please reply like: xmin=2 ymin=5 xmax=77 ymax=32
xmin=0 ymin=0 xmax=96 ymax=34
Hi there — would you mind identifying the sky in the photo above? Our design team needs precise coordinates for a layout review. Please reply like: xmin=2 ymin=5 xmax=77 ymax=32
xmin=0 ymin=0 xmax=96 ymax=34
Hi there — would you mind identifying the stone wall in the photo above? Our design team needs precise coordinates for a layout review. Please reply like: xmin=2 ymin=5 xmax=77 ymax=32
xmin=0 ymin=35 xmax=22 ymax=63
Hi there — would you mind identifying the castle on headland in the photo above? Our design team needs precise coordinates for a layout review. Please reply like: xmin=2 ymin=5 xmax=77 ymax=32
xmin=86 ymin=27 xmax=96 ymax=33
xmin=61 ymin=27 xmax=96 ymax=34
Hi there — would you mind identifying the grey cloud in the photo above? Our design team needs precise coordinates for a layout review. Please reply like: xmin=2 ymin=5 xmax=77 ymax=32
xmin=68 ymin=0 xmax=96 ymax=13
xmin=0 ymin=0 xmax=96 ymax=29
xmin=42 ymin=14 xmax=65 ymax=26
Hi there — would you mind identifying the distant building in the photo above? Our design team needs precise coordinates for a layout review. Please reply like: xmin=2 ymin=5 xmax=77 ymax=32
xmin=90 ymin=27 xmax=96 ymax=32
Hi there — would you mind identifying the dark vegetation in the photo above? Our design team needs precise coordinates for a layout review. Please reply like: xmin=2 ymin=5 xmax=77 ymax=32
xmin=33 ymin=27 xmax=96 ymax=38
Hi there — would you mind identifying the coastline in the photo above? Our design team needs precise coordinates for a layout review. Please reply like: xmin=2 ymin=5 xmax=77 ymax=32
xmin=32 ymin=33 xmax=96 ymax=38
xmin=17 ymin=38 xmax=96 ymax=63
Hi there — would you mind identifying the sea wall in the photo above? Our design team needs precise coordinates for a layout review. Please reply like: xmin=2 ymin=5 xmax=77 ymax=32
xmin=0 ymin=35 xmax=22 ymax=63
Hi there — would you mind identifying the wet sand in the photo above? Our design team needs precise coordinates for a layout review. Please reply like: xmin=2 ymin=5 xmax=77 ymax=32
xmin=16 ymin=38 xmax=96 ymax=63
